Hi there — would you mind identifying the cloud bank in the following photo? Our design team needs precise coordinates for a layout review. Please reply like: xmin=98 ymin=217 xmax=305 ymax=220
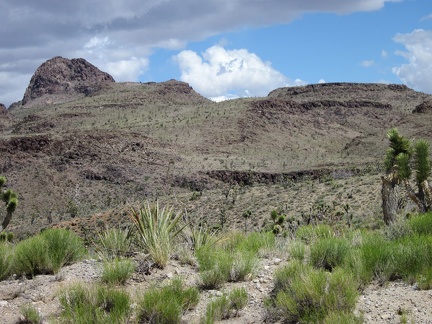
xmin=175 ymin=46 xmax=289 ymax=100
xmin=392 ymin=29 xmax=432 ymax=94
xmin=0 ymin=0 xmax=410 ymax=105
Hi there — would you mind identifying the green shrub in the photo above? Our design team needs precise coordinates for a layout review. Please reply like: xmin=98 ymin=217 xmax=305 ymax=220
xmin=416 ymin=266 xmax=432 ymax=290
xmin=202 ymin=294 xmax=230 ymax=324
xmin=40 ymin=228 xmax=86 ymax=273
xmin=202 ymin=288 xmax=248 ymax=324
xmin=101 ymin=258 xmax=135 ymax=285
xmin=20 ymin=304 xmax=42 ymax=324
xmin=228 ymin=287 xmax=248 ymax=313
xmin=268 ymin=262 xmax=358 ymax=323
xmin=295 ymin=224 xmax=333 ymax=244
xmin=94 ymin=228 xmax=132 ymax=260
xmin=129 ymin=201 xmax=184 ymax=268
xmin=309 ymin=237 xmax=350 ymax=271
xmin=13 ymin=235 xmax=50 ymax=277
xmin=0 ymin=242 xmax=12 ymax=280
xmin=137 ymin=278 xmax=199 ymax=323
xmin=196 ymin=232 xmax=270 ymax=289
xmin=289 ymin=241 xmax=306 ymax=261
xmin=59 ymin=283 xmax=131 ymax=324
xmin=358 ymin=233 xmax=395 ymax=284
xmin=409 ymin=212 xmax=432 ymax=235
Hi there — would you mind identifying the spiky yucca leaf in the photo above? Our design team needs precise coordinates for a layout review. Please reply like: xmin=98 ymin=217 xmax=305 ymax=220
xmin=129 ymin=201 xmax=184 ymax=268
xmin=396 ymin=153 xmax=411 ymax=180
xmin=414 ymin=139 xmax=431 ymax=184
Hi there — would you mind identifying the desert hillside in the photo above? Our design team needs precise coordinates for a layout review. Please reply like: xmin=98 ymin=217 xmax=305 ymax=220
xmin=1 ymin=57 xmax=432 ymax=238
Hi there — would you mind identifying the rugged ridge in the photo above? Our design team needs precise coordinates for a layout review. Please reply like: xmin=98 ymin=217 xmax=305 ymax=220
xmin=21 ymin=56 xmax=115 ymax=106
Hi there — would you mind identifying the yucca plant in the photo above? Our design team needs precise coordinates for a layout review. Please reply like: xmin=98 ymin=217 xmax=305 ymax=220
xmin=129 ymin=201 xmax=184 ymax=268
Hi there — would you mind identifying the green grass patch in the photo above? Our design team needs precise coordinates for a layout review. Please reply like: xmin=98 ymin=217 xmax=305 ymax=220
xmin=94 ymin=228 xmax=132 ymax=261
xmin=137 ymin=278 xmax=199 ymax=324
xmin=0 ymin=242 xmax=12 ymax=280
xmin=295 ymin=224 xmax=334 ymax=244
xmin=40 ymin=228 xmax=86 ymax=273
xmin=309 ymin=236 xmax=350 ymax=271
xmin=59 ymin=283 xmax=131 ymax=323
xmin=409 ymin=212 xmax=432 ymax=236
xmin=202 ymin=288 xmax=248 ymax=324
xmin=268 ymin=261 xmax=358 ymax=323
xmin=101 ymin=258 xmax=135 ymax=285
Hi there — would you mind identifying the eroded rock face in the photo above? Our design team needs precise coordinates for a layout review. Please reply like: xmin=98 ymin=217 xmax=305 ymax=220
xmin=22 ymin=56 xmax=115 ymax=105
xmin=413 ymin=100 xmax=432 ymax=113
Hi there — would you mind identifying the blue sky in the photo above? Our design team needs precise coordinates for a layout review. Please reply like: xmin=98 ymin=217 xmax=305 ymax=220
xmin=1 ymin=0 xmax=431 ymax=105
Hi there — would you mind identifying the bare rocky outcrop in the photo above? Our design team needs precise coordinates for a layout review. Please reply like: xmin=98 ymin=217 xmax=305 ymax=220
xmin=412 ymin=99 xmax=432 ymax=113
xmin=21 ymin=56 xmax=115 ymax=106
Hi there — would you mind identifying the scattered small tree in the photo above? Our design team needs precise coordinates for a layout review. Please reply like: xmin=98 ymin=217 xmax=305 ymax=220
xmin=0 ymin=176 xmax=18 ymax=233
xmin=382 ymin=129 xmax=432 ymax=224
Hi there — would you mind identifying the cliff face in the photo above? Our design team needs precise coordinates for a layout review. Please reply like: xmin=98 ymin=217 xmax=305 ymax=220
xmin=22 ymin=56 xmax=115 ymax=106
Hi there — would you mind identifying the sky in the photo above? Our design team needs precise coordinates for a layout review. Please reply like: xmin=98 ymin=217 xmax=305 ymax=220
xmin=1 ymin=0 xmax=431 ymax=106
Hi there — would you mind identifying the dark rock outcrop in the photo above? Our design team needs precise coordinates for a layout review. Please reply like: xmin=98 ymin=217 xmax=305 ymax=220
xmin=413 ymin=100 xmax=432 ymax=113
xmin=22 ymin=56 xmax=115 ymax=105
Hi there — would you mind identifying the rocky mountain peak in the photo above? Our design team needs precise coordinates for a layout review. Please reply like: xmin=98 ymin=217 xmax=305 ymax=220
xmin=22 ymin=56 xmax=115 ymax=106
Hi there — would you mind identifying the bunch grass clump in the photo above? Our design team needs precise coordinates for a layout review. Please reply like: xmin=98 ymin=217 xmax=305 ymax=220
xmin=129 ymin=201 xmax=184 ymax=268
xmin=59 ymin=283 xmax=131 ymax=323
xmin=94 ymin=228 xmax=132 ymax=260
xmin=40 ymin=228 xmax=86 ymax=273
xmin=101 ymin=258 xmax=135 ymax=285
xmin=137 ymin=278 xmax=199 ymax=323
xmin=196 ymin=231 xmax=274 ymax=289
xmin=202 ymin=288 xmax=248 ymax=324
xmin=0 ymin=242 xmax=12 ymax=280
xmin=20 ymin=304 xmax=42 ymax=324
xmin=295 ymin=224 xmax=334 ymax=244
xmin=13 ymin=228 xmax=86 ymax=277
xmin=309 ymin=236 xmax=350 ymax=271
xmin=13 ymin=235 xmax=50 ymax=277
xmin=268 ymin=260 xmax=358 ymax=323
xmin=409 ymin=212 xmax=432 ymax=236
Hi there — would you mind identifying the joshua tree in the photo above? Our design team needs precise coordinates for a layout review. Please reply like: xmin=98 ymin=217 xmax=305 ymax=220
xmin=0 ymin=176 xmax=18 ymax=232
xmin=382 ymin=129 xmax=432 ymax=224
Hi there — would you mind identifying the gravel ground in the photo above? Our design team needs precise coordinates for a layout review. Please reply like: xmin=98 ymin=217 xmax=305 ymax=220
xmin=1 ymin=257 xmax=431 ymax=323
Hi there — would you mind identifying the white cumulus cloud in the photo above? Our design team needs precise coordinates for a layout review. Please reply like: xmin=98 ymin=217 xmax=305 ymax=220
xmin=175 ymin=45 xmax=289 ymax=99
xmin=392 ymin=29 xmax=432 ymax=93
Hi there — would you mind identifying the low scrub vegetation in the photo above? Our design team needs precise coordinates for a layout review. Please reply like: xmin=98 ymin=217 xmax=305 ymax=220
xmin=59 ymin=283 xmax=131 ymax=323
xmin=202 ymin=287 xmax=248 ymax=323
xmin=196 ymin=231 xmax=275 ymax=289
xmin=101 ymin=258 xmax=135 ymax=285
xmin=137 ymin=278 xmax=199 ymax=323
